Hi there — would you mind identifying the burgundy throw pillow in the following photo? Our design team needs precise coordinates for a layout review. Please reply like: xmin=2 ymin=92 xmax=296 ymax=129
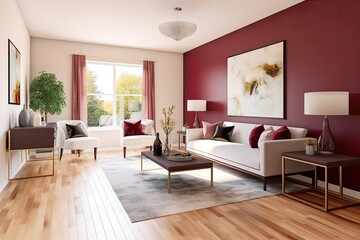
xmin=124 ymin=120 xmax=143 ymax=136
xmin=271 ymin=125 xmax=291 ymax=140
xmin=202 ymin=121 xmax=223 ymax=139
xmin=249 ymin=125 xmax=265 ymax=148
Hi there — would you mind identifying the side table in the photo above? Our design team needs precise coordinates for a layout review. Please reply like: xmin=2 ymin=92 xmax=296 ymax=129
xmin=7 ymin=123 xmax=56 ymax=180
xmin=176 ymin=130 xmax=186 ymax=151
xmin=282 ymin=151 xmax=360 ymax=212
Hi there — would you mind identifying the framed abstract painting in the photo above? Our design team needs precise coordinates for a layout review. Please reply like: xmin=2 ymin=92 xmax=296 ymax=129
xmin=8 ymin=39 xmax=21 ymax=105
xmin=227 ymin=41 xmax=285 ymax=118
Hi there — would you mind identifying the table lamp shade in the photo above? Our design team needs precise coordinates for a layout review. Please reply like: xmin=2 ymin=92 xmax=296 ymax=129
xmin=304 ymin=92 xmax=349 ymax=116
xmin=187 ymin=100 xmax=206 ymax=112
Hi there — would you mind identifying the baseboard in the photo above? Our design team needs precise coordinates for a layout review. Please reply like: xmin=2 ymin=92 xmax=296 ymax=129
xmin=0 ymin=180 xmax=9 ymax=194
xmin=289 ymin=175 xmax=360 ymax=199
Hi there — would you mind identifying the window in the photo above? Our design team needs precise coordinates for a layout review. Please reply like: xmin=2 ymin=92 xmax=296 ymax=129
xmin=86 ymin=61 xmax=142 ymax=127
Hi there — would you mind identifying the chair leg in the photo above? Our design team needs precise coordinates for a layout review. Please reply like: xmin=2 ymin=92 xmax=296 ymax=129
xmin=149 ymin=146 xmax=153 ymax=151
xmin=77 ymin=150 xmax=80 ymax=157
xmin=123 ymin=147 xmax=126 ymax=158
xmin=94 ymin=147 xmax=97 ymax=160
xmin=60 ymin=148 xmax=63 ymax=161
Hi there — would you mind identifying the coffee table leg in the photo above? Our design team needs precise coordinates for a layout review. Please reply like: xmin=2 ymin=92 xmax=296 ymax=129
xmin=168 ymin=172 xmax=171 ymax=193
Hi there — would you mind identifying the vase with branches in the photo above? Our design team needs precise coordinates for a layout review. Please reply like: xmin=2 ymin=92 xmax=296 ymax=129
xmin=160 ymin=105 xmax=176 ymax=155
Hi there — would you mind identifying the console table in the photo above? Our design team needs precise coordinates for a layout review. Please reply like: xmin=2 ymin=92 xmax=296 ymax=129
xmin=7 ymin=123 xmax=56 ymax=180
xmin=176 ymin=130 xmax=186 ymax=151
xmin=282 ymin=151 xmax=360 ymax=212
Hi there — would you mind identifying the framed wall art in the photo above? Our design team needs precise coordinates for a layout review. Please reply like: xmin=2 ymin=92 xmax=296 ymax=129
xmin=227 ymin=41 xmax=285 ymax=118
xmin=8 ymin=39 xmax=21 ymax=105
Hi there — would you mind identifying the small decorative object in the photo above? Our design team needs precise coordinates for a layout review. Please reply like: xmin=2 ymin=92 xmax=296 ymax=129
xmin=33 ymin=111 xmax=42 ymax=127
xmin=153 ymin=132 xmax=162 ymax=156
xmin=305 ymin=139 xmax=315 ymax=155
xmin=160 ymin=105 xmax=176 ymax=156
xmin=18 ymin=104 xmax=30 ymax=127
xmin=166 ymin=151 xmax=194 ymax=162
xmin=182 ymin=123 xmax=190 ymax=131
xmin=30 ymin=71 xmax=66 ymax=123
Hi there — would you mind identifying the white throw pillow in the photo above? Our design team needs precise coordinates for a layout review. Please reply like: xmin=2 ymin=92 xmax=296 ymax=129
xmin=258 ymin=127 xmax=274 ymax=143
xmin=141 ymin=119 xmax=154 ymax=135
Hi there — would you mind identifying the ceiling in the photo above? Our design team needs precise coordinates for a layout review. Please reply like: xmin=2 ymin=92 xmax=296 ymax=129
xmin=16 ymin=0 xmax=304 ymax=53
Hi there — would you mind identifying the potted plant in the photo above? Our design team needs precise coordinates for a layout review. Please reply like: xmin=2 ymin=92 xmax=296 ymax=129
xmin=160 ymin=105 xmax=176 ymax=155
xmin=30 ymin=71 xmax=66 ymax=122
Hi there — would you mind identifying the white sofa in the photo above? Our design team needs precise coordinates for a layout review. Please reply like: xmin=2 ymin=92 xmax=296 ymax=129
xmin=186 ymin=121 xmax=316 ymax=190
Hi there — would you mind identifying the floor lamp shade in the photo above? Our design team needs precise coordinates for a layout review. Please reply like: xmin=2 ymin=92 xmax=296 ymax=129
xmin=187 ymin=100 xmax=206 ymax=128
xmin=304 ymin=91 xmax=349 ymax=154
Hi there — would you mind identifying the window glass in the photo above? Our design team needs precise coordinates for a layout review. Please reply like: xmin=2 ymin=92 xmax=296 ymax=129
xmin=86 ymin=61 xmax=142 ymax=127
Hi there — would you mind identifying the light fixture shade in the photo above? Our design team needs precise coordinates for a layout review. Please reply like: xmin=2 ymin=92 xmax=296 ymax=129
xmin=159 ymin=21 xmax=197 ymax=41
xmin=187 ymin=100 xmax=206 ymax=112
xmin=304 ymin=91 xmax=349 ymax=116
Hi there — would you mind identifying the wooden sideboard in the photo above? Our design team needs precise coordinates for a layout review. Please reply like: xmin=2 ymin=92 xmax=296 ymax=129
xmin=7 ymin=123 xmax=56 ymax=180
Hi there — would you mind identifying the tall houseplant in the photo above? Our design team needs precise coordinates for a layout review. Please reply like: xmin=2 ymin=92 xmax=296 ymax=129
xmin=30 ymin=71 xmax=66 ymax=122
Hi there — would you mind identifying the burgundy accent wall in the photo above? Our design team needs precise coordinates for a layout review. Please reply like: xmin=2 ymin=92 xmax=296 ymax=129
xmin=184 ymin=0 xmax=360 ymax=191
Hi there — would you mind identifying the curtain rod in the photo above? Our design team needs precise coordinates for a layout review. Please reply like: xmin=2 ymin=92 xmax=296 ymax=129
xmin=69 ymin=54 xmax=156 ymax=63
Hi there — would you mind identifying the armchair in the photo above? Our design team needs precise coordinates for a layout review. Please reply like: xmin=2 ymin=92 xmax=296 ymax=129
xmin=120 ymin=119 xmax=156 ymax=158
xmin=56 ymin=120 xmax=99 ymax=160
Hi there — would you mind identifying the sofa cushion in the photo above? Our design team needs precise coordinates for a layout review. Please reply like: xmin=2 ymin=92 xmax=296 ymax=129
xmin=187 ymin=139 xmax=260 ymax=170
xmin=258 ymin=127 xmax=274 ymax=143
xmin=212 ymin=125 xmax=234 ymax=142
xmin=124 ymin=120 xmax=143 ymax=136
xmin=271 ymin=125 xmax=291 ymax=140
xmin=249 ymin=125 xmax=265 ymax=148
xmin=202 ymin=121 xmax=223 ymax=139
xmin=66 ymin=123 xmax=88 ymax=138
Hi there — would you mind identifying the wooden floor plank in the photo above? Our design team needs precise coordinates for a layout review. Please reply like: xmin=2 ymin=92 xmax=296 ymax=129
xmin=0 ymin=149 xmax=360 ymax=239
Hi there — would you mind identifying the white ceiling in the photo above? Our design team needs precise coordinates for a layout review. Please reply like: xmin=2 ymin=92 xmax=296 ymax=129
xmin=16 ymin=0 xmax=304 ymax=53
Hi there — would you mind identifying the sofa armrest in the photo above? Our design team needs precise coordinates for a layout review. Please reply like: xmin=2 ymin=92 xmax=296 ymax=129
xmin=186 ymin=128 xmax=203 ymax=150
xmin=259 ymin=137 xmax=317 ymax=177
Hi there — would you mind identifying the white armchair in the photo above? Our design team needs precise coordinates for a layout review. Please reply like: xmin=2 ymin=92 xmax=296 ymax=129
xmin=120 ymin=119 xmax=156 ymax=158
xmin=56 ymin=120 xmax=100 ymax=160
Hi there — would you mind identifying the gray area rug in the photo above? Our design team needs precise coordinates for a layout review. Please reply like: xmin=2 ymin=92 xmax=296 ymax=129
xmin=98 ymin=155 xmax=284 ymax=223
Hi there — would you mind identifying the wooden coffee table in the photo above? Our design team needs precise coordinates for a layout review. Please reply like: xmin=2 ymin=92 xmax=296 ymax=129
xmin=141 ymin=151 xmax=213 ymax=193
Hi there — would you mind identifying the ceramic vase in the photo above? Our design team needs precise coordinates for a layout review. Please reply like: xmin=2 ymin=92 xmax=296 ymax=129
xmin=34 ymin=111 xmax=42 ymax=127
xmin=28 ymin=109 xmax=35 ymax=127
xmin=19 ymin=105 xmax=30 ymax=127
xmin=153 ymin=132 xmax=162 ymax=156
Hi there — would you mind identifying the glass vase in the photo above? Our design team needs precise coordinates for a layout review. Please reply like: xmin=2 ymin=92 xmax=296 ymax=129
xmin=164 ymin=134 xmax=170 ymax=156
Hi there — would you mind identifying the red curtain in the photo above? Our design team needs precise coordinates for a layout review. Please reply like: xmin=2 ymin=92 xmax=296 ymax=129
xmin=71 ymin=54 xmax=88 ymax=125
xmin=142 ymin=61 xmax=155 ymax=122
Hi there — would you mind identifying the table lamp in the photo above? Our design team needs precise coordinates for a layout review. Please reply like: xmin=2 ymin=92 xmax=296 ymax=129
xmin=187 ymin=100 xmax=206 ymax=128
xmin=304 ymin=91 xmax=349 ymax=154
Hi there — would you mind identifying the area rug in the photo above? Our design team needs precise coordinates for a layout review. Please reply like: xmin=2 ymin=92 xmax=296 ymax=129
xmin=98 ymin=155 xmax=284 ymax=223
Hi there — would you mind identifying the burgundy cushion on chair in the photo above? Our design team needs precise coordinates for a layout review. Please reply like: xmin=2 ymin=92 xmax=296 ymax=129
xmin=249 ymin=125 xmax=265 ymax=148
xmin=124 ymin=120 xmax=143 ymax=136
xmin=271 ymin=125 xmax=291 ymax=140
xmin=202 ymin=121 xmax=223 ymax=139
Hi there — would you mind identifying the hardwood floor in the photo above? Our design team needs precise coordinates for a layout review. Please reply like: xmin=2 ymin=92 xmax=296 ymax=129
xmin=1 ymin=149 xmax=360 ymax=239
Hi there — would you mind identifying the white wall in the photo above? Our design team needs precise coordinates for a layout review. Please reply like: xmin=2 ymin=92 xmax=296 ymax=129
xmin=31 ymin=38 xmax=183 ymax=149
xmin=0 ymin=0 xmax=30 ymax=191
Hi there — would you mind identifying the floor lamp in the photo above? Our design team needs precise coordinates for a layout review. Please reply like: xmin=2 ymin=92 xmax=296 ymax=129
xmin=304 ymin=91 xmax=349 ymax=154
xmin=187 ymin=100 xmax=206 ymax=128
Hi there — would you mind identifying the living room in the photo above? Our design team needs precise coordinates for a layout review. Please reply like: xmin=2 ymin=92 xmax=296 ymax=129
xmin=1 ymin=0 xmax=360 ymax=239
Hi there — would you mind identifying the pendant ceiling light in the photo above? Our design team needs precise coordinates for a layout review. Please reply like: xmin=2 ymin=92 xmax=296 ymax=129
xmin=159 ymin=7 xmax=197 ymax=41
